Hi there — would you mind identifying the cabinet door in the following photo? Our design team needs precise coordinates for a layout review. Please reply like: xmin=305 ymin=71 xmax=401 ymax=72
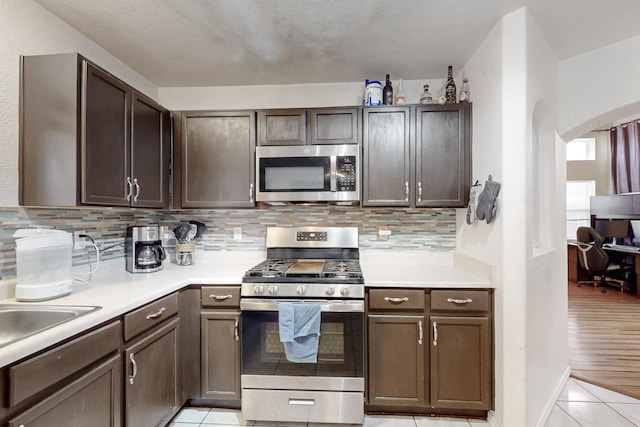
xmin=82 ymin=61 xmax=131 ymax=206
xmin=7 ymin=355 xmax=121 ymax=427
xmin=130 ymin=91 xmax=170 ymax=208
xmin=430 ymin=316 xmax=491 ymax=410
xmin=362 ymin=107 xmax=411 ymax=206
xmin=201 ymin=311 xmax=241 ymax=400
xmin=415 ymin=104 xmax=470 ymax=207
xmin=180 ymin=111 xmax=256 ymax=208
xmin=309 ymin=108 xmax=361 ymax=145
xmin=258 ymin=110 xmax=307 ymax=145
xmin=367 ymin=314 xmax=426 ymax=407
xmin=125 ymin=318 xmax=179 ymax=427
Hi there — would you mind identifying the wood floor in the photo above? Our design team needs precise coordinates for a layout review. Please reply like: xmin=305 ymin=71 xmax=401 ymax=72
xmin=568 ymin=280 xmax=640 ymax=399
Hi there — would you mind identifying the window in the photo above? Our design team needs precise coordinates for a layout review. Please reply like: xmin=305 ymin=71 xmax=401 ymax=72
xmin=566 ymin=180 xmax=595 ymax=239
xmin=566 ymin=137 xmax=596 ymax=161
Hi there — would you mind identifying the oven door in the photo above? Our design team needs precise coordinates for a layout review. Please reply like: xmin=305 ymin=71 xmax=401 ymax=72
xmin=240 ymin=299 xmax=364 ymax=380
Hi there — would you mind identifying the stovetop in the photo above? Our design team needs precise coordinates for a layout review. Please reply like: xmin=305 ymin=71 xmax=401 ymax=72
xmin=243 ymin=258 xmax=363 ymax=283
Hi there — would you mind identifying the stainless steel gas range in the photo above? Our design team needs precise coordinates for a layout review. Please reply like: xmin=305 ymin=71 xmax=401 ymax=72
xmin=240 ymin=226 xmax=364 ymax=425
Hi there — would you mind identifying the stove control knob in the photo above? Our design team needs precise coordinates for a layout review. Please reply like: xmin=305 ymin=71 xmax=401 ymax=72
xmin=325 ymin=287 xmax=335 ymax=296
xmin=340 ymin=287 xmax=351 ymax=297
xmin=254 ymin=285 xmax=265 ymax=296
xmin=296 ymin=285 xmax=307 ymax=296
xmin=268 ymin=285 xmax=279 ymax=295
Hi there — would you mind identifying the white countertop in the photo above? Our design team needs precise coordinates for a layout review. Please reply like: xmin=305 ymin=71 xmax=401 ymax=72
xmin=0 ymin=250 xmax=492 ymax=368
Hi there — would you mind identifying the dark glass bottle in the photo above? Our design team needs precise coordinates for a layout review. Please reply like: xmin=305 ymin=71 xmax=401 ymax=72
xmin=383 ymin=74 xmax=393 ymax=105
xmin=445 ymin=66 xmax=456 ymax=104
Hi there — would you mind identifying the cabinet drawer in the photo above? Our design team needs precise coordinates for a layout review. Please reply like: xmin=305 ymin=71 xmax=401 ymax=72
xmin=124 ymin=293 xmax=178 ymax=341
xmin=9 ymin=321 xmax=121 ymax=407
xmin=431 ymin=290 xmax=490 ymax=312
xmin=368 ymin=289 xmax=425 ymax=310
xmin=201 ymin=286 xmax=240 ymax=308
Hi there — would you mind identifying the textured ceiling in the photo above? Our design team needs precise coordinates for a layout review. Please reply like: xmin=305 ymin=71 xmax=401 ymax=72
xmin=33 ymin=0 xmax=640 ymax=87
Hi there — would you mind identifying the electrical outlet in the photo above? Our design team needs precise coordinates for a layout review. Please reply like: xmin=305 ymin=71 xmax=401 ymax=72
xmin=73 ymin=230 xmax=87 ymax=249
xmin=233 ymin=227 xmax=242 ymax=240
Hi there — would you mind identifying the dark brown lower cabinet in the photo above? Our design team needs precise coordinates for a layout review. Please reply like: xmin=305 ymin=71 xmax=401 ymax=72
xmin=430 ymin=316 xmax=491 ymax=410
xmin=367 ymin=314 xmax=426 ymax=407
xmin=124 ymin=318 xmax=180 ymax=427
xmin=201 ymin=311 xmax=241 ymax=400
xmin=367 ymin=288 xmax=493 ymax=416
xmin=7 ymin=355 xmax=122 ymax=427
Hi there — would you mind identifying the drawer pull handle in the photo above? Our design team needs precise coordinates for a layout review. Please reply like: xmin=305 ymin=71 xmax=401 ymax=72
xmin=146 ymin=307 xmax=166 ymax=320
xmin=129 ymin=353 xmax=137 ymax=385
xmin=289 ymin=398 xmax=315 ymax=406
xmin=384 ymin=297 xmax=409 ymax=303
xmin=432 ymin=321 xmax=438 ymax=346
xmin=210 ymin=294 xmax=233 ymax=301
xmin=447 ymin=298 xmax=473 ymax=305
xmin=418 ymin=320 xmax=423 ymax=345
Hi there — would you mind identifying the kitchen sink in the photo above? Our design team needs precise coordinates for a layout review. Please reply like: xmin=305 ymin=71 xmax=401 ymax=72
xmin=0 ymin=304 xmax=101 ymax=348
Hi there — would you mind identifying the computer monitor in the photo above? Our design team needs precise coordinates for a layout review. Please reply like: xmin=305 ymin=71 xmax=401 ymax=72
xmin=631 ymin=220 xmax=640 ymax=244
xmin=603 ymin=219 xmax=630 ymax=245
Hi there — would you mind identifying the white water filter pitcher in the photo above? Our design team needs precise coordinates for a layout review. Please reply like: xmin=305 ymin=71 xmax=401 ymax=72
xmin=13 ymin=229 xmax=73 ymax=301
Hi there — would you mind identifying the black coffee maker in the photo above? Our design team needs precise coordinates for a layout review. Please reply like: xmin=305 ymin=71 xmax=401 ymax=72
xmin=125 ymin=226 xmax=166 ymax=273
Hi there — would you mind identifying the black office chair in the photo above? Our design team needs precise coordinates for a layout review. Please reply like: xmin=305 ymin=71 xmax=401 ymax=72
xmin=576 ymin=226 xmax=633 ymax=293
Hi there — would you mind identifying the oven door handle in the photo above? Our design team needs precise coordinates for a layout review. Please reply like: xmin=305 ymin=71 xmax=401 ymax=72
xmin=240 ymin=299 xmax=364 ymax=313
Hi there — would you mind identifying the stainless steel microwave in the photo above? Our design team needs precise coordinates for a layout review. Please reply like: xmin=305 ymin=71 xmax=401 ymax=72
xmin=255 ymin=144 xmax=360 ymax=203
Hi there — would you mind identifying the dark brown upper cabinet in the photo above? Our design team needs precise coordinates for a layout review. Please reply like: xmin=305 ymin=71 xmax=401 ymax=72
xmin=362 ymin=104 xmax=471 ymax=208
xmin=174 ymin=111 xmax=256 ymax=208
xmin=258 ymin=107 xmax=361 ymax=146
xmin=20 ymin=53 xmax=170 ymax=208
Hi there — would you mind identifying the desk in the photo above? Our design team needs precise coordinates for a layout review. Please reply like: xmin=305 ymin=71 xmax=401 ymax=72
xmin=568 ymin=243 xmax=639 ymax=294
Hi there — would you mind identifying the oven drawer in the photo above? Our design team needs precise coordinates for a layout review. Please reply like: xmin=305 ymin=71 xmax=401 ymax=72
xmin=431 ymin=289 xmax=490 ymax=312
xmin=242 ymin=388 xmax=364 ymax=424
xmin=368 ymin=289 xmax=425 ymax=310
xmin=201 ymin=286 xmax=240 ymax=308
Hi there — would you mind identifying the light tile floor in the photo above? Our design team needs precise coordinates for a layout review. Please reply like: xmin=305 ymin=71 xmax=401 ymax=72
xmin=169 ymin=378 xmax=640 ymax=427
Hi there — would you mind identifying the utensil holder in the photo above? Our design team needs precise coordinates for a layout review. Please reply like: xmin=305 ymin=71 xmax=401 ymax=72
xmin=176 ymin=243 xmax=196 ymax=266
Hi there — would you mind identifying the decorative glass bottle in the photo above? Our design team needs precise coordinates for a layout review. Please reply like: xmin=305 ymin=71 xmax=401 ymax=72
xmin=383 ymin=74 xmax=393 ymax=105
xmin=459 ymin=78 xmax=470 ymax=103
xmin=445 ymin=65 xmax=457 ymax=104
xmin=419 ymin=84 xmax=433 ymax=104
xmin=395 ymin=79 xmax=406 ymax=105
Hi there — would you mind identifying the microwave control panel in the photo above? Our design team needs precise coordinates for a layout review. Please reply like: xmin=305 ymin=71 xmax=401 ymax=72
xmin=337 ymin=156 xmax=357 ymax=191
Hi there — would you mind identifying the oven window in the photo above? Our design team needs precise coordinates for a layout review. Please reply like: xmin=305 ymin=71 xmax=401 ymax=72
xmin=259 ymin=157 xmax=330 ymax=192
xmin=241 ymin=311 xmax=363 ymax=378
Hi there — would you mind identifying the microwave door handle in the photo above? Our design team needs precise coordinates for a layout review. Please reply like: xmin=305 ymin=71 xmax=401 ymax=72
xmin=330 ymin=156 xmax=337 ymax=192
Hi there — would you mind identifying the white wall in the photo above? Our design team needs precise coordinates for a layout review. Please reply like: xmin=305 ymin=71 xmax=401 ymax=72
xmin=558 ymin=35 xmax=640 ymax=141
xmin=458 ymin=7 xmax=569 ymax=427
xmin=0 ymin=0 xmax=158 ymax=206
xmin=524 ymin=11 xmax=569 ymax=427
xmin=158 ymin=78 xmax=446 ymax=111
xmin=456 ymin=14 xmax=511 ymax=427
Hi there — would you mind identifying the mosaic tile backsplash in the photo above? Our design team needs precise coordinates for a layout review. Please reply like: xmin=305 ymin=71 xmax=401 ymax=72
xmin=0 ymin=205 xmax=456 ymax=280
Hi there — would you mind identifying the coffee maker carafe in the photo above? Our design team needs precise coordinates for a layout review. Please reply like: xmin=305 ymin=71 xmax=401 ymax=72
xmin=126 ymin=226 xmax=166 ymax=273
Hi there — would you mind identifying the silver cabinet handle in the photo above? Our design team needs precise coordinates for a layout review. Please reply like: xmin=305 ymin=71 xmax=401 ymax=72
xmin=234 ymin=317 xmax=239 ymax=342
xmin=405 ymin=181 xmax=409 ymax=202
xmin=210 ymin=294 xmax=233 ymax=301
xmin=384 ymin=296 xmax=409 ymax=303
xmin=418 ymin=182 xmax=422 ymax=202
xmin=126 ymin=176 xmax=133 ymax=201
xmin=418 ymin=320 xmax=423 ymax=345
xmin=447 ymin=298 xmax=473 ymax=305
xmin=133 ymin=177 xmax=140 ymax=202
xmin=129 ymin=353 xmax=137 ymax=385
xmin=145 ymin=306 xmax=166 ymax=320
xmin=432 ymin=321 xmax=438 ymax=346
xmin=249 ymin=183 xmax=254 ymax=202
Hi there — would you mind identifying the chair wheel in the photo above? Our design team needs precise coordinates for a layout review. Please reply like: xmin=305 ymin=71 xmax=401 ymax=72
xmin=601 ymin=287 xmax=607 ymax=293
xmin=577 ymin=283 xmax=582 ymax=287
